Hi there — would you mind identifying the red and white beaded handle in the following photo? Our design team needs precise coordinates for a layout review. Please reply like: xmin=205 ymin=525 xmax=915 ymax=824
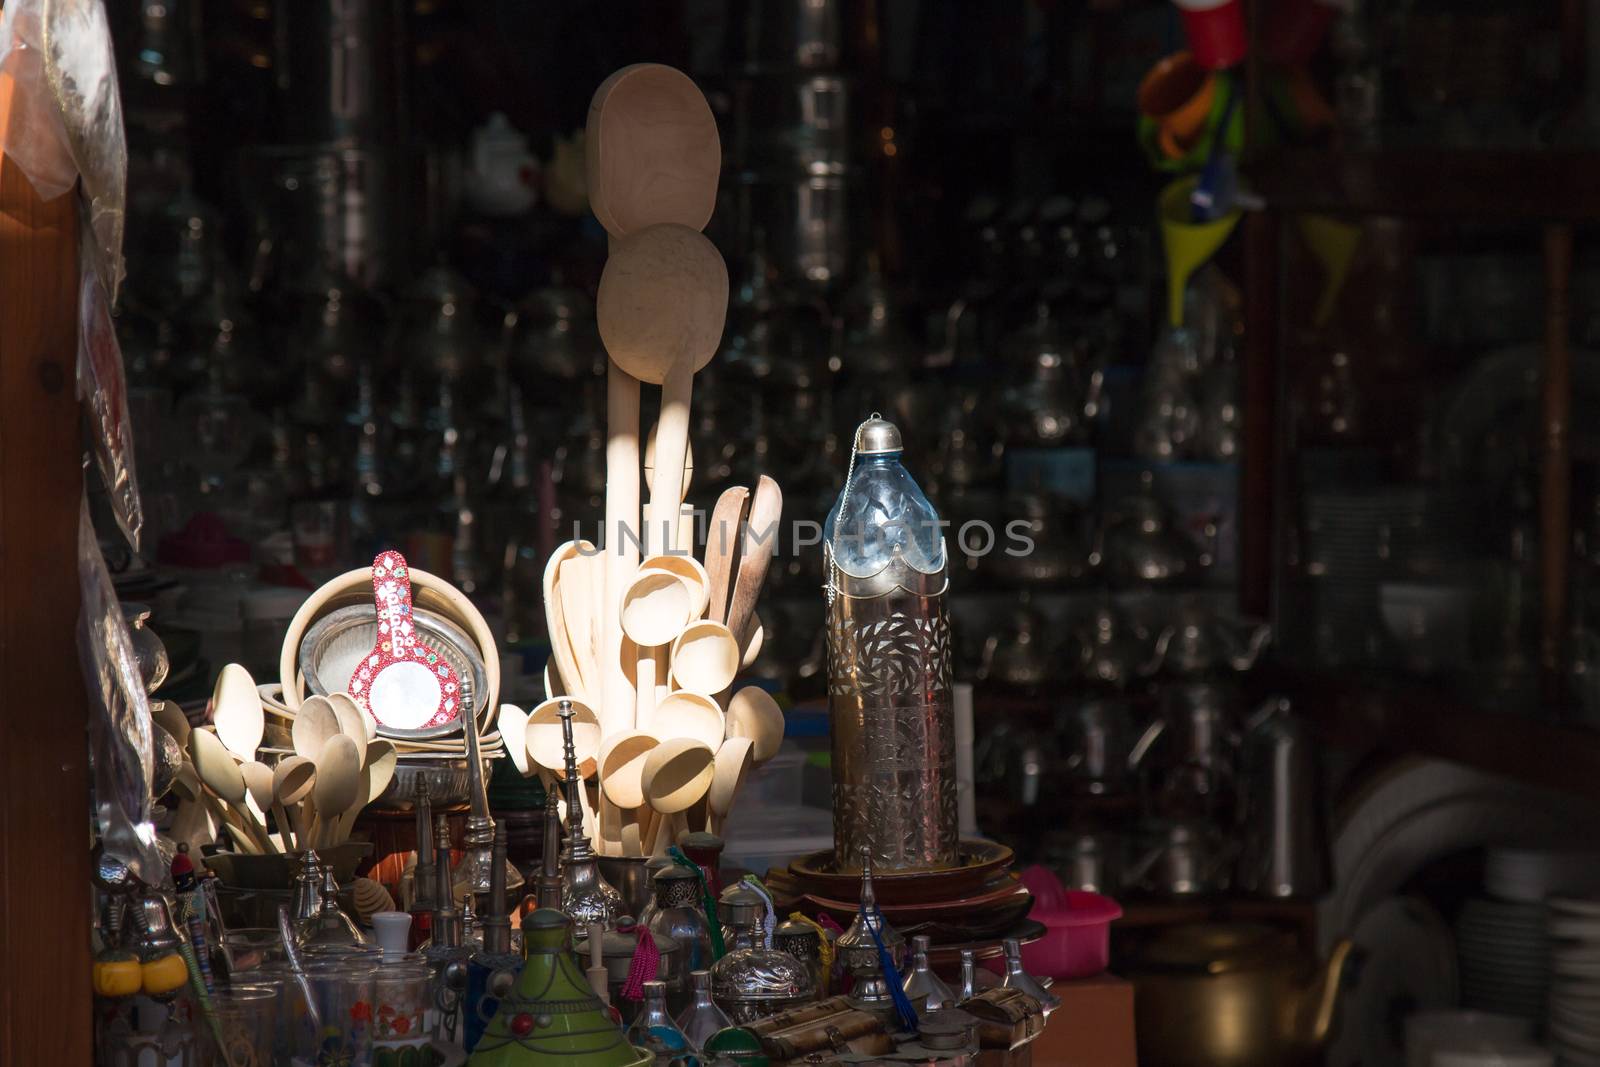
xmin=350 ymin=550 xmax=462 ymax=731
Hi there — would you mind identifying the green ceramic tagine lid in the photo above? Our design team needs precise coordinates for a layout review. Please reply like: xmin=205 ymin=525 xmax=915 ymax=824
xmin=703 ymin=1026 xmax=769 ymax=1065
xmin=467 ymin=908 xmax=651 ymax=1067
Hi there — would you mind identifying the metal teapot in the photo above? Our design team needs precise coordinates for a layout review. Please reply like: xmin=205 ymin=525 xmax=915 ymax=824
xmin=988 ymin=493 xmax=1095 ymax=588
xmin=1128 ymin=684 xmax=1253 ymax=816
xmin=1054 ymin=697 xmax=1137 ymax=796
xmin=1000 ymin=301 xmax=1105 ymax=447
xmin=1123 ymin=922 xmax=1353 ymax=1067
xmin=1147 ymin=597 xmax=1272 ymax=677
xmin=510 ymin=280 xmax=601 ymax=384
xmin=1073 ymin=599 xmax=1159 ymax=691
xmin=977 ymin=606 xmax=1057 ymax=689
xmin=1124 ymin=816 xmax=1235 ymax=897
xmin=1096 ymin=485 xmax=1207 ymax=587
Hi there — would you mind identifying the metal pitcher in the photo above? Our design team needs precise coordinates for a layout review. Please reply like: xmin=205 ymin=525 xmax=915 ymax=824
xmin=1235 ymin=699 xmax=1330 ymax=899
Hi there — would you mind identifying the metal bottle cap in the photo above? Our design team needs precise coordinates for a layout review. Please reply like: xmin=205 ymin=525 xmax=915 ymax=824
xmin=854 ymin=416 xmax=902 ymax=455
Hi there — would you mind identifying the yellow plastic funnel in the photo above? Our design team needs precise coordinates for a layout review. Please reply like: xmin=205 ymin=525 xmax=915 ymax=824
xmin=1295 ymin=213 xmax=1362 ymax=327
xmin=1159 ymin=176 xmax=1242 ymax=327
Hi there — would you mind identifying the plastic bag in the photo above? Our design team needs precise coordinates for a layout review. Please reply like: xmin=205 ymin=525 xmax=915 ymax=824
xmin=78 ymin=495 xmax=164 ymax=888
xmin=0 ymin=0 xmax=126 ymax=297
xmin=78 ymin=246 xmax=143 ymax=549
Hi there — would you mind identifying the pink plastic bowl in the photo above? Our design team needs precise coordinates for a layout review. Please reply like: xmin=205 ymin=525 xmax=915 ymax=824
xmin=987 ymin=888 xmax=1123 ymax=981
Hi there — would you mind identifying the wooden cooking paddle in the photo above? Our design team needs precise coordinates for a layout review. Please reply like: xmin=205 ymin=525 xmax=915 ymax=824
xmin=597 ymin=222 xmax=729 ymax=556
xmin=588 ymin=63 xmax=721 ymax=743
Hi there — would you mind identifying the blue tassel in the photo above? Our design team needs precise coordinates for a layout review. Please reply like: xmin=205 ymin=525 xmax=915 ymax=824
xmin=863 ymin=902 xmax=919 ymax=1032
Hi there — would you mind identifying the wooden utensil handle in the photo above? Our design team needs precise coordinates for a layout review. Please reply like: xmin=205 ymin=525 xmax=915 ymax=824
xmin=604 ymin=360 xmax=641 ymax=737
xmin=650 ymin=359 xmax=693 ymax=554
xmin=635 ymin=644 xmax=658 ymax=731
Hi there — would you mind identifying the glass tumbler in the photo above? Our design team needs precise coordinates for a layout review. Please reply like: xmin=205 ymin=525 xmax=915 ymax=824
xmin=208 ymin=985 xmax=277 ymax=1067
xmin=372 ymin=963 xmax=436 ymax=1052
xmin=222 ymin=928 xmax=287 ymax=973
xmin=290 ymin=961 xmax=378 ymax=1066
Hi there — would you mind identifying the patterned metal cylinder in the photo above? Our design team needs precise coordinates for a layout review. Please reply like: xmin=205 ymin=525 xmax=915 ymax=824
xmin=825 ymin=552 xmax=958 ymax=870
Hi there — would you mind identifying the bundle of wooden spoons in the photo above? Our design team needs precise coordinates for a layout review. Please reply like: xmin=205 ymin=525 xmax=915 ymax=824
xmin=516 ymin=65 xmax=786 ymax=858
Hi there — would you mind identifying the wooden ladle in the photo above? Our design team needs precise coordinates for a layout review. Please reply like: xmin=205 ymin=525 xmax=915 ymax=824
xmin=586 ymin=63 xmax=721 ymax=241
xmin=589 ymin=62 xmax=719 ymax=749
xmin=597 ymin=222 xmax=729 ymax=555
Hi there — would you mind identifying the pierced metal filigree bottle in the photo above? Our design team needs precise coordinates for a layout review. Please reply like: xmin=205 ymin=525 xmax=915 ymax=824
xmin=824 ymin=416 xmax=957 ymax=871
xmin=834 ymin=853 xmax=906 ymax=1018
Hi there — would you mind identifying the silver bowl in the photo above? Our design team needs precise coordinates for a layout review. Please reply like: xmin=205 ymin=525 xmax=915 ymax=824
xmin=373 ymin=757 xmax=486 ymax=811
xmin=299 ymin=604 xmax=488 ymax=740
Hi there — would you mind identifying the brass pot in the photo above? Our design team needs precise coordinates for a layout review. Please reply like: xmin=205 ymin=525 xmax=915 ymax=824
xmin=1124 ymin=923 xmax=1352 ymax=1067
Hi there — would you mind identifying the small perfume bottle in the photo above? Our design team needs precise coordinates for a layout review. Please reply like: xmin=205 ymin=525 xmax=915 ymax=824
xmin=625 ymin=979 xmax=694 ymax=1064
xmin=675 ymin=969 xmax=733 ymax=1052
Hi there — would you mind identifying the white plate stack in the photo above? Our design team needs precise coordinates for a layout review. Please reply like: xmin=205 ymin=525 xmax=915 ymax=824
xmin=1547 ymin=897 xmax=1600 ymax=1066
xmin=1457 ymin=897 xmax=1552 ymax=1021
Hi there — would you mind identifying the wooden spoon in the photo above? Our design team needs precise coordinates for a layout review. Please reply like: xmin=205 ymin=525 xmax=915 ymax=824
xmin=291 ymin=695 xmax=340 ymax=761
xmin=703 ymin=486 xmax=750 ymax=625
xmin=597 ymin=730 xmax=661 ymax=810
xmin=558 ymin=554 xmax=599 ymax=699
xmin=152 ymin=699 xmax=191 ymax=747
xmin=597 ymin=222 xmax=729 ymax=556
xmin=333 ymin=741 xmax=393 ymax=845
xmin=620 ymin=570 xmax=694 ymax=648
xmin=586 ymin=63 xmax=721 ymax=240
xmin=653 ymin=690 xmax=725 ymax=750
xmin=740 ymin=614 xmax=764 ymax=670
xmin=641 ymin=554 xmax=710 ymax=620
xmin=271 ymin=756 xmax=316 ymax=850
xmin=212 ymin=662 xmax=263 ymax=759
xmin=189 ymin=729 xmax=270 ymax=852
xmin=498 ymin=704 xmax=532 ymax=776
xmin=328 ymin=691 xmax=375 ymax=744
xmin=640 ymin=738 xmax=715 ymax=815
xmin=309 ymin=734 xmax=362 ymax=849
xmin=542 ymin=541 xmax=589 ymax=705
xmin=725 ymin=475 xmax=782 ymax=650
xmin=670 ymin=621 xmax=739 ymax=695
xmin=240 ymin=761 xmax=281 ymax=854
xmin=526 ymin=697 xmax=602 ymax=778
xmin=707 ymin=736 xmax=754 ymax=835
xmin=725 ymin=686 xmax=785 ymax=762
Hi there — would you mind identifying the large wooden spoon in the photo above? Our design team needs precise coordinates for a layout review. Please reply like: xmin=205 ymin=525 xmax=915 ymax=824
xmin=707 ymin=736 xmax=754 ymax=835
xmin=271 ymin=756 xmax=316 ymax=850
xmin=241 ymin=761 xmax=281 ymax=854
xmin=703 ymin=487 xmax=751 ymax=625
xmin=309 ymin=734 xmax=362 ymax=849
xmin=597 ymin=222 xmax=729 ymax=556
xmin=291 ymin=695 xmax=340 ymax=760
xmin=725 ymin=476 xmax=783 ymax=649
xmin=586 ymin=63 xmax=721 ymax=241
xmin=212 ymin=663 xmax=263 ymax=759
xmin=542 ymin=541 xmax=590 ymax=706
xmin=589 ymin=63 xmax=719 ymax=746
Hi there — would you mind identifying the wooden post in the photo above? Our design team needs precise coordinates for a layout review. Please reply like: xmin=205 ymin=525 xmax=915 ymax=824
xmin=1541 ymin=224 xmax=1574 ymax=706
xmin=1240 ymin=210 xmax=1280 ymax=621
xmin=0 ymin=146 xmax=91 ymax=1062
